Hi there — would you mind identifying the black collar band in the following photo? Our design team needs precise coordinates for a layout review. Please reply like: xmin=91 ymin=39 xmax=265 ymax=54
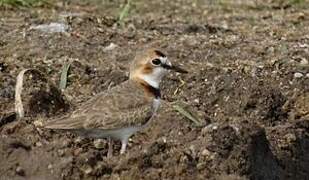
xmin=148 ymin=85 xmax=161 ymax=99
xmin=136 ymin=78 xmax=161 ymax=99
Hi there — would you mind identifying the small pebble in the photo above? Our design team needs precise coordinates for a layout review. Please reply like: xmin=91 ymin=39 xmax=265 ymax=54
xmin=201 ymin=123 xmax=218 ymax=135
xmin=16 ymin=166 xmax=25 ymax=176
xmin=285 ymin=133 xmax=297 ymax=143
xmin=178 ymin=131 xmax=183 ymax=136
xmin=74 ymin=137 xmax=83 ymax=144
xmin=82 ymin=165 xmax=93 ymax=175
xmin=300 ymin=58 xmax=308 ymax=65
xmin=189 ymin=145 xmax=196 ymax=156
xmin=294 ymin=72 xmax=303 ymax=78
xmin=35 ymin=141 xmax=42 ymax=147
xmin=162 ymin=137 xmax=167 ymax=143
xmin=104 ymin=43 xmax=118 ymax=51
xmin=58 ymin=149 xmax=65 ymax=157
xmin=33 ymin=120 xmax=43 ymax=127
xmin=62 ymin=156 xmax=74 ymax=164
xmin=196 ymin=162 xmax=207 ymax=170
xmin=189 ymin=145 xmax=195 ymax=152
xmin=201 ymin=149 xmax=211 ymax=156
xmin=60 ymin=139 xmax=70 ymax=148
xmin=93 ymin=139 xmax=105 ymax=149
xmin=73 ymin=148 xmax=83 ymax=156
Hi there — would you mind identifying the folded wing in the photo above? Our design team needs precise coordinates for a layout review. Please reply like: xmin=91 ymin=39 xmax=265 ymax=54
xmin=44 ymin=80 xmax=153 ymax=130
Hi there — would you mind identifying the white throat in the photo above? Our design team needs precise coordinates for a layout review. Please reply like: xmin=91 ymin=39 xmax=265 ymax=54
xmin=140 ymin=66 xmax=168 ymax=89
xmin=141 ymin=74 xmax=160 ymax=88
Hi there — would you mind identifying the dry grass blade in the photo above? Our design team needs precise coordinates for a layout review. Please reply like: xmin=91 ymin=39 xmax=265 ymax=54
xmin=59 ymin=62 xmax=71 ymax=90
xmin=15 ymin=69 xmax=29 ymax=118
xmin=15 ymin=68 xmax=56 ymax=119
xmin=0 ymin=112 xmax=16 ymax=127
xmin=0 ymin=0 xmax=48 ymax=7
xmin=173 ymin=77 xmax=186 ymax=95
xmin=173 ymin=104 xmax=204 ymax=127
xmin=118 ymin=0 xmax=131 ymax=24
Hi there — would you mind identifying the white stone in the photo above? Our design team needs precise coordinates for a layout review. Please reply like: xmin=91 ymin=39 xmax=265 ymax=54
xmin=294 ymin=72 xmax=303 ymax=78
xmin=300 ymin=58 xmax=308 ymax=65
xmin=104 ymin=43 xmax=118 ymax=51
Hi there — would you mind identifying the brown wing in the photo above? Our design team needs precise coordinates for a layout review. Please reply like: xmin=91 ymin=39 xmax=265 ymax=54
xmin=44 ymin=80 xmax=153 ymax=130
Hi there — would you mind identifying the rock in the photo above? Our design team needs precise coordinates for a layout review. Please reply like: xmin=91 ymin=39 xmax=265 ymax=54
xmin=60 ymin=156 xmax=74 ymax=167
xmin=196 ymin=162 xmax=207 ymax=170
xmin=294 ymin=92 xmax=309 ymax=117
xmin=33 ymin=120 xmax=43 ymax=127
xmin=201 ymin=123 xmax=219 ymax=135
xmin=194 ymin=98 xmax=200 ymax=104
xmin=267 ymin=124 xmax=309 ymax=180
xmin=74 ymin=137 xmax=83 ymax=144
xmin=81 ymin=165 xmax=93 ymax=175
xmin=73 ymin=148 xmax=83 ymax=156
xmin=208 ymin=124 xmax=284 ymax=180
xmin=58 ymin=149 xmax=66 ymax=157
xmin=35 ymin=141 xmax=42 ymax=147
xmin=189 ymin=145 xmax=196 ymax=157
xmin=294 ymin=72 xmax=303 ymax=78
xmin=93 ymin=139 xmax=105 ymax=149
xmin=60 ymin=139 xmax=71 ymax=148
xmin=284 ymin=133 xmax=296 ymax=143
xmin=216 ymin=174 xmax=247 ymax=180
xmin=15 ymin=166 xmax=25 ymax=176
xmin=103 ymin=43 xmax=118 ymax=51
xmin=299 ymin=58 xmax=308 ymax=65
xmin=29 ymin=22 xmax=69 ymax=33
xmin=162 ymin=136 xmax=167 ymax=143
xmin=201 ymin=149 xmax=211 ymax=156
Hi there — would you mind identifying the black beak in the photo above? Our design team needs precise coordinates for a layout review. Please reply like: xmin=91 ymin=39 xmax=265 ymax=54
xmin=161 ymin=64 xmax=188 ymax=73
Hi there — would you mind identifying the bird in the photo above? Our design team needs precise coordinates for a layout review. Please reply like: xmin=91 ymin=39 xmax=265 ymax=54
xmin=44 ymin=48 xmax=188 ymax=157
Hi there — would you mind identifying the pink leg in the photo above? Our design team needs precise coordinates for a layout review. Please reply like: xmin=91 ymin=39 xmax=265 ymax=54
xmin=120 ymin=139 xmax=128 ymax=154
xmin=107 ymin=138 xmax=113 ymax=158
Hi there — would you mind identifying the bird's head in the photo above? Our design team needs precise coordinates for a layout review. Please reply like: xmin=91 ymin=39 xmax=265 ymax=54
xmin=130 ymin=49 xmax=187 ymax=88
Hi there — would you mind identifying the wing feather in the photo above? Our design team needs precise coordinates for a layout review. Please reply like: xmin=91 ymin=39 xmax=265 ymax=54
xmin=44 ymin=80 xmax=153 ymax=130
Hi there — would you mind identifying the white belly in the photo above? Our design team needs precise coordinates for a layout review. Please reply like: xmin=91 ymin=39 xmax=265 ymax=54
xmin=71 ymin=126 xmax=142 ymax=141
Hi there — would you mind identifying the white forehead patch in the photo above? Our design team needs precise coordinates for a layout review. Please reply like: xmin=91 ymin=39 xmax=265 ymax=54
xmin=159 ymin=56 xmax=171 ymax=66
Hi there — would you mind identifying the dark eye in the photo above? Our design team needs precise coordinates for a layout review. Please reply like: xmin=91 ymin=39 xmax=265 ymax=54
xmin=152 ymin=58 xmax=161 ymax=66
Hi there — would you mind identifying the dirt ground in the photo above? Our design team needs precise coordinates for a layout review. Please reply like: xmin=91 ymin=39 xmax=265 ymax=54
xmin=1 ymin=0 xmax=309 ymax=179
